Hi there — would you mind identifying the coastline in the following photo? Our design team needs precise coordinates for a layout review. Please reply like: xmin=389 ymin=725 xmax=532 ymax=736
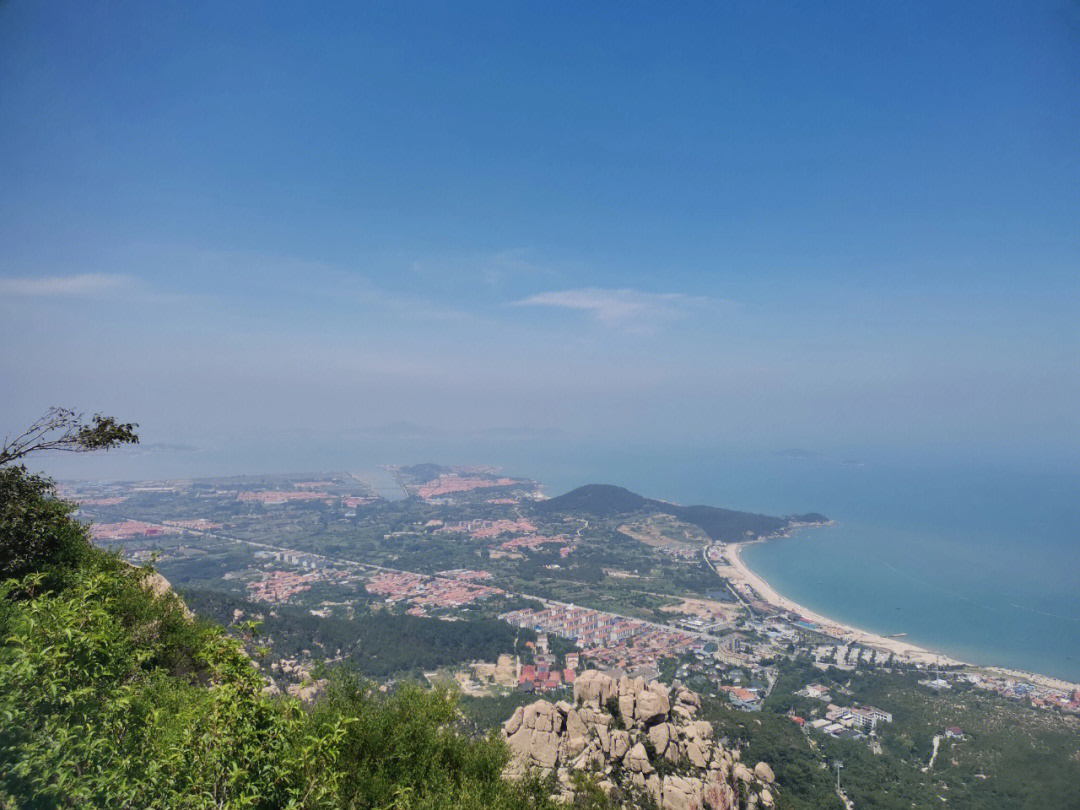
xmin=723 ymin=539 xmax=962 ymax=665
xmin=720 ymin=535 xmax=1080 ymax=691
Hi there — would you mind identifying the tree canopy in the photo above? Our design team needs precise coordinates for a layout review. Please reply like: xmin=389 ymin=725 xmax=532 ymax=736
xmin=1 ymin=406 xmax=138 ymax=467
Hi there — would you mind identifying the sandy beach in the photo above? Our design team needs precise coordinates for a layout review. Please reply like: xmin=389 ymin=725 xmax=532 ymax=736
xmin=715 ymin=538 xmax=1080 ymax=692
xmin=718 ymin=540 xmax=966 ymax=666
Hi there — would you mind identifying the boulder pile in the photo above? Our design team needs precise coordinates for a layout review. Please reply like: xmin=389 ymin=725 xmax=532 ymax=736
xmin=503 ymin=669 xmax=777 ymax=809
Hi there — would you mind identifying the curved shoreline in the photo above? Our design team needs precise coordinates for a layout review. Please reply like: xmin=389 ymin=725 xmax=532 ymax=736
xmin=724 ymin=539 xmax=962 ymax=665
xmin=720 ymin=536 xmax=1080 ymax=692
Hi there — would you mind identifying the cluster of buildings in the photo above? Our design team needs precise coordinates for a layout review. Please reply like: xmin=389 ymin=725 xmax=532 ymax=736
xmin=435 ymin=568 xmax=493 ymax=581
xmin=587 ymin=625 xmax=700 ymax=672
xmin=720 ymin=686 xmax=763 ymax=711
xmin=439 ymin=518 xmax=537 ymax=538
xmin=249 ymin=569 xmax=340 ymax=602
xmin=365 ymin=570 xmax=503 ymax=610
xmin=434 ymin=518 xmax=573 ymax=556
xmin=90 ymin=520 xmax=178 ymax=540
xmin=163 ymin=518 xmax=222 ymax=531
xmin=909 ymin=668 xmax=1079 ymax=714
xmin=500 ymin=605 xmax=697 ymax=675
xmin=245 ymin=552 xmax=357 ymax=603
xmin=498 ymin=534 xmax=572 ymax=553
xmin=518 ymin=662 xmax=576 ymax=693
xmin=959 ymin=672 xmax=1080 ymax=713
xmin=805 ymin=703 xmax=894 ymax=739
xmin=416 ymin=475 xmax=523 ymax=499
xmin=516 ymin=637 xmax=579 ymax=693
xmin=713 ymin=632 xmax=755 ymax=667
xmin=237 ymin=490 xmax=335 ymax=505
xmin=264 ymin=550 xmax=329 ymax=570
xmin=502 ymin=605 xmax=642 ymax=648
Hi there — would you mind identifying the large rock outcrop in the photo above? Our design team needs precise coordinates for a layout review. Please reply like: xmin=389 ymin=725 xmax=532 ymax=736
xmin=503 ymin=670 xmax=777 ymax=808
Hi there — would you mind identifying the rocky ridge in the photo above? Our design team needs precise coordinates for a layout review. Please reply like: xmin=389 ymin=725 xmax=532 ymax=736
xmin=503 ymin=669 xmax=776 ymax=809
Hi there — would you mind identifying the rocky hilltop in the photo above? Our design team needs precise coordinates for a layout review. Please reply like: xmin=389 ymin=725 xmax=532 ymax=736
xmin=503 ymin=669 xmax=777 ymax=809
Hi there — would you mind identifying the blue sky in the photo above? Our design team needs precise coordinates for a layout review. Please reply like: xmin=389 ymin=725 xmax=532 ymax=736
xmin=2 ymin=1 xmax=1078 ymax=472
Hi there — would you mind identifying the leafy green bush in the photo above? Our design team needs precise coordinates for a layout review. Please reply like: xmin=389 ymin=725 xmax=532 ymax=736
xmin=0 ymin=467 xmax=91 ymax=585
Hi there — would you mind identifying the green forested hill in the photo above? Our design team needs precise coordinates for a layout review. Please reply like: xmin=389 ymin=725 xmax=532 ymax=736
xmin=536 ymin=484 xmax=654 ymax=518
xmin=537 ymin=483 xmax=828 ymax=542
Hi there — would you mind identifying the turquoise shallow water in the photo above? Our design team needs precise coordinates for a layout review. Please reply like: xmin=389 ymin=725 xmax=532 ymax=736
xmin=51 ymin=437 xmax=1080 ymax=682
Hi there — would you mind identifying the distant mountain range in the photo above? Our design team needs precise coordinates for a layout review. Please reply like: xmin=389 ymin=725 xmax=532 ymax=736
xmin=536 ymin=483 xmax=828 ymax=543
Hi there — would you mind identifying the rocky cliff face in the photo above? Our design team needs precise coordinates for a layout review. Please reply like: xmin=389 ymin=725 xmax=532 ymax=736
xmin=503 ymin=669 xmax=776 ymax=809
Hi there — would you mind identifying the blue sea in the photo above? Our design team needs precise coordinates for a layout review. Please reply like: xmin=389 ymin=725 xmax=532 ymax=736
xmin=52 ymin=437 xmax=1080 ymax=682
xmin=729 ymin=455 xmax=1080 ymax=683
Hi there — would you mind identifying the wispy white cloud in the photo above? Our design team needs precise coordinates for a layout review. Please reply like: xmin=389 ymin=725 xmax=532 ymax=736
xmin=0 ymin=273 xmax=132 ymax=297
xmin=514 ymin=287 xmax=713 ymax=330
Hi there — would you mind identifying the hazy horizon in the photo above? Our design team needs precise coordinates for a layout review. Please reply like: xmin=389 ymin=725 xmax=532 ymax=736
xmin=3 ymin=2 xmax=1079 ymax=471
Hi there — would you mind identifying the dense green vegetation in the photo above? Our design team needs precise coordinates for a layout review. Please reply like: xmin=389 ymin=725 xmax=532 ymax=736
xmin=537 ymin=484 xmax=828 ymax=542
xmin=820 ymin=667 xmax=1080 ymax=809
xmin=537 ymin=485 xmax=655 ymax=518
xmin=460 ymin=691 xmax=543 ymax=733
xmin=183 ymin=588 xmax=535 ymax=678
xmin=0 ymin=460 xmax=598 ymax=809
xmin=740 ymin=658 xmax=1080 ymax=810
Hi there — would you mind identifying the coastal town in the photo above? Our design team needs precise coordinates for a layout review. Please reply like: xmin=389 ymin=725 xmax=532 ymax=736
xmin=48 ymin=464 xmax=1080 ymax=807
xmin=63 ymin=467 xmax=1080 ymax=732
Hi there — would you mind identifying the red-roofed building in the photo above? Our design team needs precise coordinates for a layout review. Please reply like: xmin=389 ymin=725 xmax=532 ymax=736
xmin=564 ymin=669 xmax=576 ymax=684
xmin=519 ymin=665 xmax=536 ymax=684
